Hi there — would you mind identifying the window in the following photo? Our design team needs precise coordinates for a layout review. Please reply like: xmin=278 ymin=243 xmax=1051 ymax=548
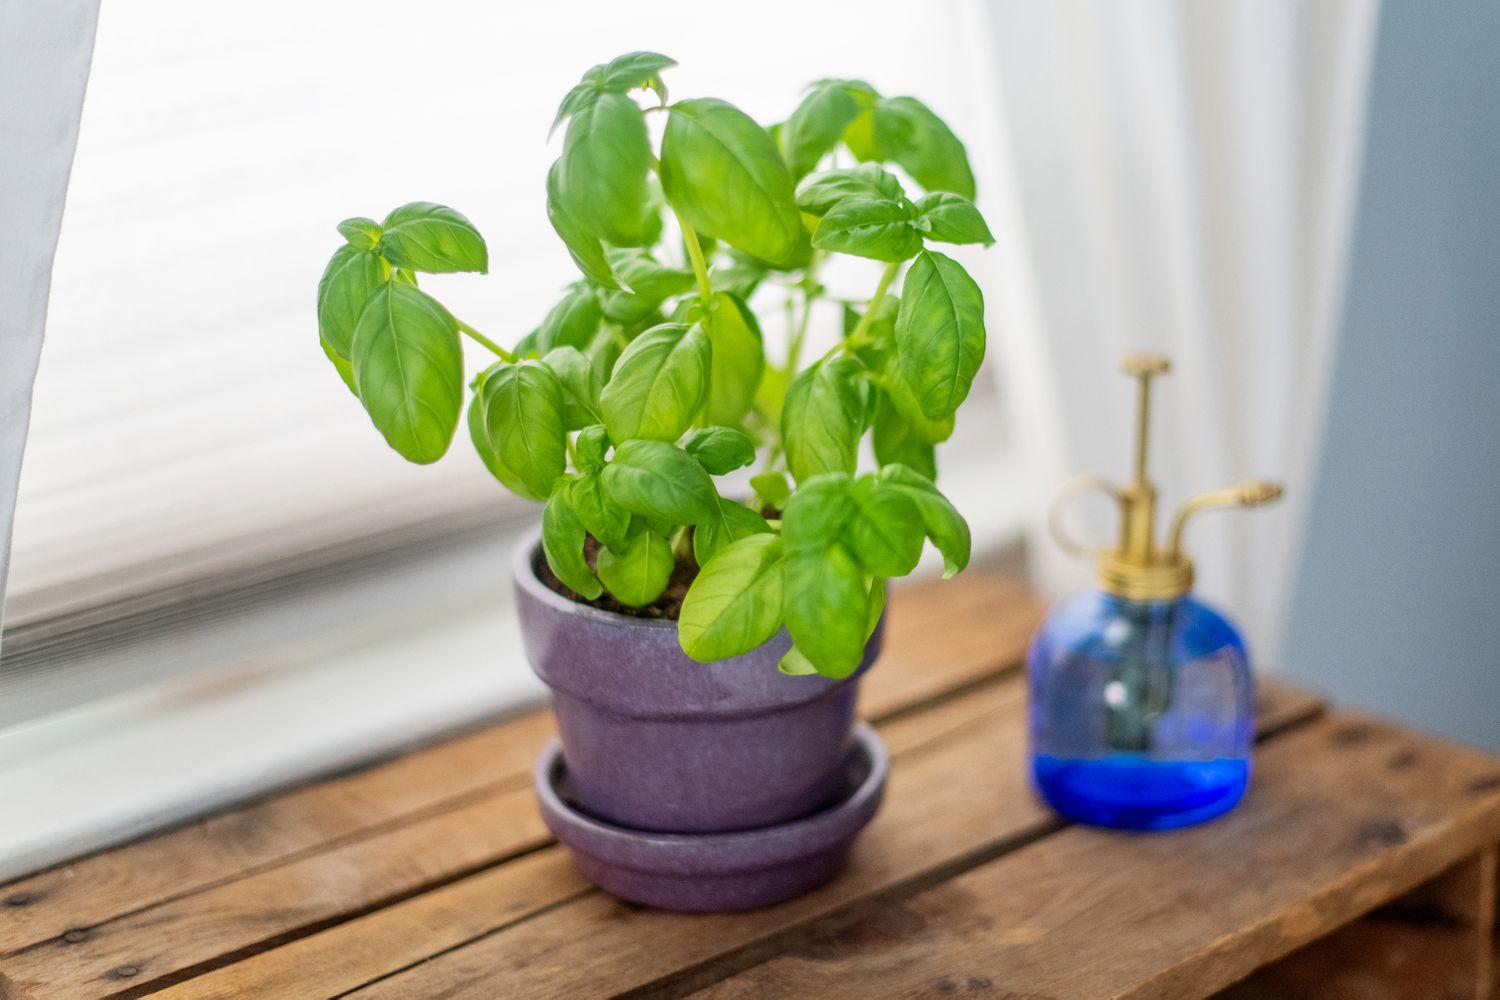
xmin=0 ymin=1 xmax=1019 ymax=874
xmin=8 ymin=1 xmax=1004 ymax=628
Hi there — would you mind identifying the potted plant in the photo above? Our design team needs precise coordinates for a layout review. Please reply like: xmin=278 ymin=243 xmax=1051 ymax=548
xmin=314 ymin=52 xmax=991 ymax=909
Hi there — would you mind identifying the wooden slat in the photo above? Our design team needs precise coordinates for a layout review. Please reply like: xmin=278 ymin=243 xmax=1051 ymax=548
xmin=143 ymin=677 xmax=1036 ymax=1000
xmin=0 ymin=576 xmax=1044 ymax=999
xmin=0 ymin=789 xmax=550 ymax=999
xmin=0 ymin=574 xmax=1031 ymax=960
xmin=0 ymin=709 xmax=554 ymax=955
xmin=693 ymin=712 xmax=1500 ymax=1000
xmin=1214 ymin=919 xmax=1484 ymax=1000
xmin=317 ymin=683 xmax=1321 ymax=999
xmin=857 ymin=577 xmax=1039 ymax=720
xmin=1217 ymin=848 xmax=1498 ymax=1000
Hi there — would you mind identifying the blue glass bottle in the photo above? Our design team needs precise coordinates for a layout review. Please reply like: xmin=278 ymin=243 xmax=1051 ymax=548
xmin=1028 ymin=590 xmax=1252 ymax=829
xmin=1030 ymin=354 xmax=1282 ymax=831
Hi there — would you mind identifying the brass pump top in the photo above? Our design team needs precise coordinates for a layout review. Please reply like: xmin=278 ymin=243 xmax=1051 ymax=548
xmin=1049 ymin=354 xmax=1284 ymax=602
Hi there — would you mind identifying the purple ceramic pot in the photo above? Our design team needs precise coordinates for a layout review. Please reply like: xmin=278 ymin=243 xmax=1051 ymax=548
xmin=513 ymin=528 xmax=883 ymax=834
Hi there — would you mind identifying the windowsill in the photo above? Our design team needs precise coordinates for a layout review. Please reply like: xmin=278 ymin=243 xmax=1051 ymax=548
xmin=0 ymin=450 xmax=1026 ymax=883
xmin=0 ymin=585 xmax=543 ymax=883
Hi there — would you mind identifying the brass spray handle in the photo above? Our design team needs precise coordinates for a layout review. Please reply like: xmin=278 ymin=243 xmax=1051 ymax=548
xmin=1046 ymin=353 xmax=1284 ymax=601
xmin=1047 ymin=475 xmax=1125 ymax=559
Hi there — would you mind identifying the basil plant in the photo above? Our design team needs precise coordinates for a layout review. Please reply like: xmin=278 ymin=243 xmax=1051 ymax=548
xmin=315 ymin=53 xmax=992 ymax=679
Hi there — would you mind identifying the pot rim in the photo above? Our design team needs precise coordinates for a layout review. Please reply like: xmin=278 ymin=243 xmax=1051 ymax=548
xmin=512 ymin=525 xmax=682 ymax=633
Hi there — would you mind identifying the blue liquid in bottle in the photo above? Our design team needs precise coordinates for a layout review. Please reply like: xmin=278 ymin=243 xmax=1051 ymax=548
xmin=1027 ymin=590 xmax=1253 ymax=831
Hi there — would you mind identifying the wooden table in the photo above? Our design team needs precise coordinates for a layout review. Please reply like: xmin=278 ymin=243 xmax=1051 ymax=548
xmin=3 ymin=574 xmax=1498 ymax=999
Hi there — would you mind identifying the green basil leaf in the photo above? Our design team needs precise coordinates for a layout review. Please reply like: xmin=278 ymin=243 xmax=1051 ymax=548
xmin=811 ymin=197 xmax=922 ymax=262
xmin=569 ymin=469 xmax=631 ymax=549
xmin=638 ymin=195 xmax=666 ymax=250
xmin=317 ymin=245 xmax=389 ymax=358
xmin=377 ymin=202 xmax=488 ymax=274
xmin=599 ymin=322 xmax=711 ymax=442
xmin=750 ymin=471 xmax=791 ymax=511
xmin=865 ymin=576 xmax=887 ymax=638
xmin=781 ymin=472 xmax=855 ymax=552
xmin=350 ymin=282 xmax=463 ymax=464
xmin=541 ymin=346 xmax=603 ymax=430
xmin=585 ymin=326 xmax=624 ymax=380
xmin=693 ymin=496 xmax=771 ymax=566
xmin=872 ymin=392 xmax=937 ymax=480
xmin=754 ymin=364 xmax=792 ymax=428
xmin=660 ymin=98 xmax=810 ymax=269
xmin=844 ymin=294 xmax=901 ymax=374
xmin=536 ymin=285 xmax=602 ymax=352
xmin=551 ymin=52 xmax=672 ymax=138
xmin=844 ymin=474 xmax=923 ymax=577
xmin=598 ymin=51 xmax=676 ymax=100
xmin=843 ymin=111 xmax=881 ymax=163
xmin=551 ymin=84 xmax=599 ymax=138
xmin=885 ymin=368 xmax=954 ymax=444
xmin=795 ymin=163 xmax=904 ymax=217
xmin=778 ymin=646 xmax=820 ymax=675
xmin=684 ymin=426 xmax=756 ymax=475
xmin=872 ymin=96 xmax=976 ymax=199
xmin=876 ymin=463 xmax=971 ymax=577
xmin=337 ymin=216 xmax=381 ymax=251
xmin=912 ymin=192 xmax=994 ymax=245
xmin=512 ymin=329 xmax=541 ymax=360
xmin=602 ymin=439 xmax=718 ymax=524
xmin=781 ymin=80 xmax=863 ymax=178
xmin=644 ymin=516 xmax=679 ymax=539
xmin=784 ymin=571 xmax=880 ymax=675
xmin=468 ymin=378 xmax=526 ymax=495
xmin=784 ymin=542 xmax=868 ymax=678
xmin=679 ymin=532 xmax=785 ymax=661
xmin=597 ymin=250 xmax=696 ymax=324
xmin=781 ymin=357 xmax=866 ymax=483
xmin=320 ymin=334 xmax=358 ymax=396
xmin=620 ymin=312 xmax=669 ymax=338
xmin=542 ymin=486 xmax=603 ymax=599
xmin=546 ymin=160 xmax=620 ymax=290
xmin=702 ymin=292 xmax=764 ymax=427
xmin=596 ymin=530 xmax=674 ymax=607
xmin=480 ymin=361 xmax=568 ymax=499
xmin=895 ymin=250 xmax=986 ymax=421
xmin=558 ymin=92 xmax=652 ymax=247
xmin=574 ymin=425 xmax=610 ymax=473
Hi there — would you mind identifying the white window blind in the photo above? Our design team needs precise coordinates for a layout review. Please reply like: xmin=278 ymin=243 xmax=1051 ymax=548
xmin=7 ymin=0 xmax=1003 ymax=628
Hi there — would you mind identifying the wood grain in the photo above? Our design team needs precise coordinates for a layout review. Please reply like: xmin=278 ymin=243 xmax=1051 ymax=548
xmin=0 ymin=576 xmax=1031 ymax=960
xmin=0 ymin=787 xmax=552 ymax=999
xmin=1217 ymin=848 xmax=1498 ymax=1000
xmin=332 ymin=683 xmax=1322 ymax=999
xmin=0 ymin=709 xmax=554 ymax=956
xmin=0 ymin=575 xmax=1043 ymax=998
xmin=693 ymin=712 xmax=1500 ymax=1000
xmin=148 ymin=849 xmax=589 ymax=1000
xmin=143 ymin=668 xmax=1048 ymax=999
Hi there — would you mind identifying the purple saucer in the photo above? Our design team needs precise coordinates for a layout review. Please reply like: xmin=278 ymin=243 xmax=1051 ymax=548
xmin=534 ymin=722 xmax=889 ymax=912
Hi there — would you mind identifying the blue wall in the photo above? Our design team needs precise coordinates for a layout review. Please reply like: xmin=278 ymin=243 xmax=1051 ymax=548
xmin=1286 ymin=2 xmax=1500 ymax=750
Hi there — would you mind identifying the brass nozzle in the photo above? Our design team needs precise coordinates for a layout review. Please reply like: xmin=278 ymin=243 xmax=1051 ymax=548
xmin=1048 ymin=356 xmax=1285 ymax=602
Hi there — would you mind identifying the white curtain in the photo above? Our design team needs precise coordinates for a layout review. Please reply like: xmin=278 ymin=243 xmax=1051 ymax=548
xmin=0 ymin=1 xmax=102 ymax=655
xmin=974 ymin=0 xmax=1379 ymax=664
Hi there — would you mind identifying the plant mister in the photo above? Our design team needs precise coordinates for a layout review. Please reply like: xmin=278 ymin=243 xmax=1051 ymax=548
xmin=1028 ymin=354 xmax=1283 ymax=830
